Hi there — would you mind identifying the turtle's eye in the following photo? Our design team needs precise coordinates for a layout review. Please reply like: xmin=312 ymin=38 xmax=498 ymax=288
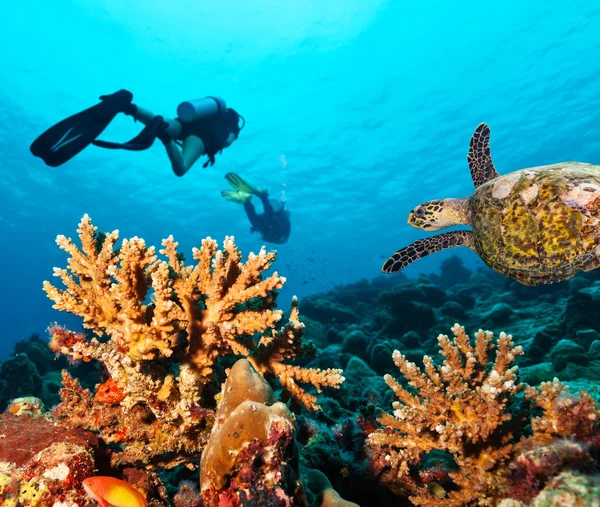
xmin=414 ymin=207 xmax=425 ymax=218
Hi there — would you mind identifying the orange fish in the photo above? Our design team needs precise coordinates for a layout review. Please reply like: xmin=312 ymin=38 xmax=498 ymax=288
xmin=82 ymin=477 xmax=148 ymax=507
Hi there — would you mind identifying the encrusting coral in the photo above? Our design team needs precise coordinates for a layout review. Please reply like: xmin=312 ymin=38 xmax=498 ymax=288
xmin=0 ymin=409 xmax=98 ymax=506
xmin=200 ymin=358 xmax=305 ymax=506
xmin=498 ymin=470 xmax=600 ymax=507
xmin=367 ymin=323 xmax=600 ymax=506
xmin=43 ymin=215 xmax=344 ymax=468
xmin=200 ymin=358 xmax=358 ymax=507
xmin=0 ymin=407 xmax=169 ymax=506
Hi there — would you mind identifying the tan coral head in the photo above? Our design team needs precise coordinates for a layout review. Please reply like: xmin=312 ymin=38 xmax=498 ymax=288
xmin=408 ymin=198 xmax=471 ymax=232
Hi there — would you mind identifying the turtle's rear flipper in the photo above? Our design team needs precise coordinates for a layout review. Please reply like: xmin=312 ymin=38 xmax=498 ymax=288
xmin=382 ymin=230 xmax=473 ymax=273
xmin=468 ymin=123 xmax=500 ymax=188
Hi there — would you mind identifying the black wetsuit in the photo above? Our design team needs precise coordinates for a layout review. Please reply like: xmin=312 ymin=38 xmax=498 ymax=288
xmin=244 ymin=194 xmax=291 ymax=244
xmin=175 ymin=108 xmax=241 ymax=167
xmin=175 ymin=117 xmax=216 ymax=142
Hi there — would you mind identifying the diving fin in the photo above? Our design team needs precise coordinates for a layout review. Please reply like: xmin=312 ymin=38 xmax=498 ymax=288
xmin=224 ymin=172 xmax=265 ymax=195
xmin=30 ymin=90 xmax=134 ymax=167
xmin=92 ymin=115 xmax=170 ymax=151
xmin=221 ymin=190 xmax=252 ymax=204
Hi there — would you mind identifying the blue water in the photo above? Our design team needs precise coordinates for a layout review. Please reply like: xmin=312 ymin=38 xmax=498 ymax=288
xmin=1 ymin=0 xmax=599 ymax=356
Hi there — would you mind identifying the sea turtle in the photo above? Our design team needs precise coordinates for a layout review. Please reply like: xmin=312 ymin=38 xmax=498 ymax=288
xmin=382 ymin=123 xmax=600 ymax=286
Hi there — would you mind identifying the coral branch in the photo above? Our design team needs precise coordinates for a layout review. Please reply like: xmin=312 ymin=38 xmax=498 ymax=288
xmin=368 ymin=323 xmax=600 ymax=506
xmin=43 ymin=216 xmax=344 ymax=467
xmin=368 ymin=324 xmax=524 ymax=505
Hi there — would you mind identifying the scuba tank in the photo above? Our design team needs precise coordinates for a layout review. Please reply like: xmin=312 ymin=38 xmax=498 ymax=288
xmin=177 ymin=96 xmax=226 ymax=122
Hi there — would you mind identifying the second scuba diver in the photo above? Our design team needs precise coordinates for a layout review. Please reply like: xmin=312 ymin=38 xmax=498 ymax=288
xmin=31 ymin=90 xmax=244 ymax=176
xmin=221 ymin=173 xmax=291 ymax=245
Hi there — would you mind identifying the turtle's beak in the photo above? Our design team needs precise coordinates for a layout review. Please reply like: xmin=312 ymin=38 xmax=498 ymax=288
xmin=407 ymin=212 xmax=417 ymax=227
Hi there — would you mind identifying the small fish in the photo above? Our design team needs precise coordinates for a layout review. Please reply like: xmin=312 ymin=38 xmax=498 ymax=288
xmin=427 ymin=481 xmax=447 ymax=499
xmin=82 ymin=477 xmax=148 ymax=507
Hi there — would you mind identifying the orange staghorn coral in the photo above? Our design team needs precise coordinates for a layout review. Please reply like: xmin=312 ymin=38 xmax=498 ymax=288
xmin=367 ymin=324 xmax=600 ymax=506
xmin=368 ymin=323 xmax=524 ymax=506
xmin=250 ymin=297 xmax=345 ymax=411
xmin=43 ymin=217 xmax=178 ymax=361
xmin=160 ymin=235 xmax=344 ymax=410
xmin=44 ymin=215 xmax=344 ymax=468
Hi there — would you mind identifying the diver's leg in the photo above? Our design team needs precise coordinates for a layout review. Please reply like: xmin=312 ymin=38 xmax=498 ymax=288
xmin=127 ymin=107 xmax=187 ymax=173
xmin=165 ymin=135 xmax=206 ymax=177
xmin=129 ymin=107 xmax=181 ymax=138
xmin=244 ymin=201 xmax=259 ymax=223
xmin=118 ymin=102 xmax=200 ymax=176
xmin=130 ymin=106 xmax=155 ymax=125
xmin=257 ymin=193 xmax=274 ymax=215
xmin=244 ymin=201 xmax=264 ymax=234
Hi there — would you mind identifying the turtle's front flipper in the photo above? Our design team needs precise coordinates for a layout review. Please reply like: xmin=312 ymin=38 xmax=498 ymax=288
xmin=382 ymin=230 xmax=473 ymax=273
xmin=467 ymin=123 xmax=500 ymax=187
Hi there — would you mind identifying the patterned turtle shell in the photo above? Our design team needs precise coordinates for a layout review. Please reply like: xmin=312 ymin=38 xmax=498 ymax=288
xmin=471 ymin=162 xmax=600 ymax=285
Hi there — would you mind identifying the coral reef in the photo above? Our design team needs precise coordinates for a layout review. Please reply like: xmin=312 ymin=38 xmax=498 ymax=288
xmin=524 ymin=378 xmax=600 ymax=447
xmin=0 ymin=332 xmax=99 ymax=414
xmin=505 ymin=439 xmax=595 ymax=502
xmin=498 ymin=471 xmax=600 ymax=507
xmin=199 ymin=358 xmax=357 ymax=507
xmin=5 ymin=238 xmax=600 ymax=506
xmin=200 ymin=358 xmax=305 ymax=506
xmin=0 ymin=408 xmax=169 ymax=506
xmin=503 ymin=380 xmax=600 ymax=503
xmin=0 ymin=410 xmax=98 ymax=506
xmin=0 ymin=354 xmax=43 ymax=411
xmin=6 ymin=396 xmax=45 ymax=417
xmin=278 ymin=259 xmax=600 ymax=506
xmin=173 ymin=480 xmax=202 ymax=507
xmin=52 ymin=368 xmax=214 ymax=468
xmin=367 ymin=324 xmax=600 ymax=506
xmin=368 ymin=324 xmax=523 ymax=505
xmin=43 ymin=215 xmax=343 ymax=468
xmin=299 ymin=255 xmax=600 ymax=388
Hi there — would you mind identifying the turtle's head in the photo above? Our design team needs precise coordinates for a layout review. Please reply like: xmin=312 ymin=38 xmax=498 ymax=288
xmin=408 ymin=198 xmax=470 ymax=231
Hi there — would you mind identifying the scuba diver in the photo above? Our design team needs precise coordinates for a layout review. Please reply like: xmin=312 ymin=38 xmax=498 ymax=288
xmin=221 ymin=172 xmax=291 ymax=245
xmin=30 ymin=90 xmax=245 ymax=176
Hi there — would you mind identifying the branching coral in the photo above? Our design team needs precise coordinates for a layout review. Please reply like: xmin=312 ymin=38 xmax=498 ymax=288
xmin=368 ymin=323 xmax=600 ymax=506
xmin=43 ymin=215 xmax=344 ymax=468
xmin=368 ymin=323 xmax=524 ymax=506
